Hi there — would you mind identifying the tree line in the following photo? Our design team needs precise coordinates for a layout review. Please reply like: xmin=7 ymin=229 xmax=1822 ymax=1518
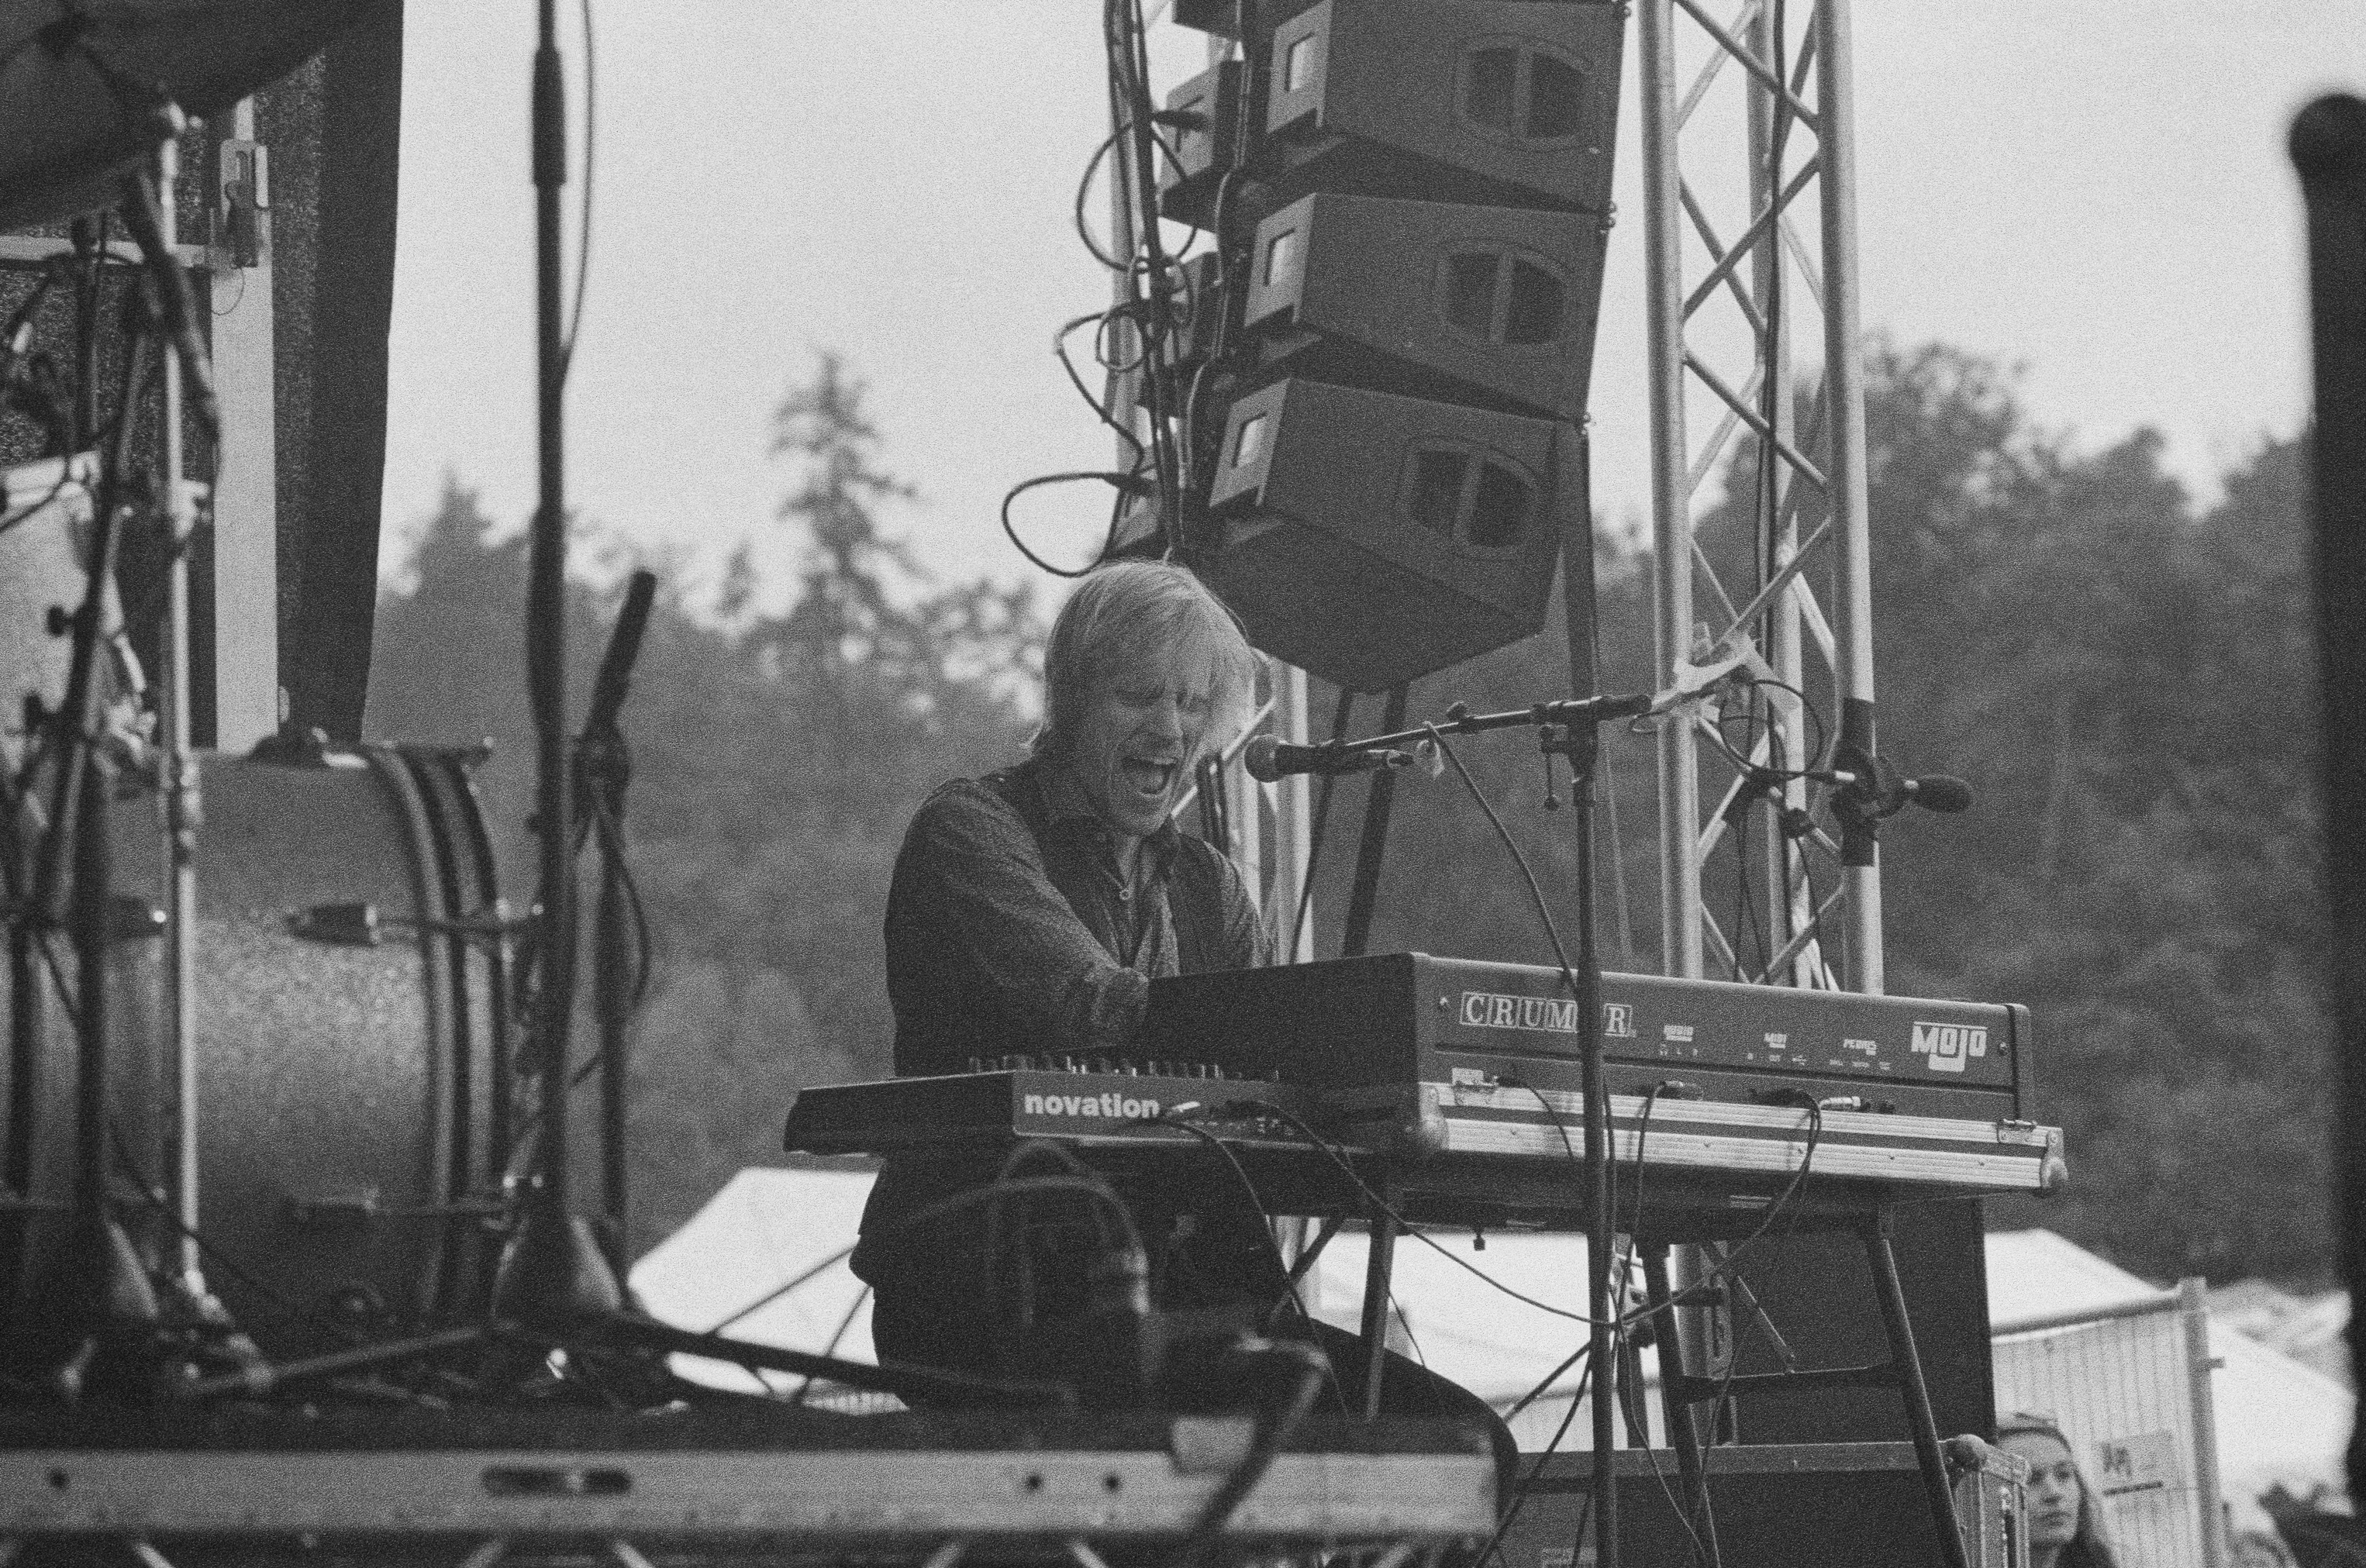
xmin=367 ymin=342 xmax=2327 ymax=1284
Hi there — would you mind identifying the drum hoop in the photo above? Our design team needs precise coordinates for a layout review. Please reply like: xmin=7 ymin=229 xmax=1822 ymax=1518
xmin=396 ymin=747 xmax=504 ymax=1317
xmin=357 ymin=745 xmax=460 ymax=1319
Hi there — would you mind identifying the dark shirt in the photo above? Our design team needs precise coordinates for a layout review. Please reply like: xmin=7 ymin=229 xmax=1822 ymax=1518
xmin=879 ymin=756 xmax=1270 ymax=1074
xmin=853 ymin=755 xmax=1275 ymax=1367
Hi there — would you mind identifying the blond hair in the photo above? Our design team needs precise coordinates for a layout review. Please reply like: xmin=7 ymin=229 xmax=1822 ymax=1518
xmin=1034 ymin=561 xmax=1260 ymax=760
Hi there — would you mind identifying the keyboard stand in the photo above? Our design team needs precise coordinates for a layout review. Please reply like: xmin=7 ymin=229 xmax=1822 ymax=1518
xmin=1349 ymin=1197 xmax=1975 ymax=1568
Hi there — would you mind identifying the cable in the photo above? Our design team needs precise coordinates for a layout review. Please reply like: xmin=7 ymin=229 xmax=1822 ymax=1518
xmin=990 ymin=1140 xmax=1119 ymax=1299
xmin=588 ymin=796 xmax=654 ymax=1005
xmin=109 ymin=1133 xmax=371 ymax=1347
xmin=700 ymin=1173 xmax=1141 ymax=1336
xmin=1073 ymin=128 xmax=1133 ymax=272
xmin=1626 ymin=1097 xmax=1826 ymax=1350
xmin=1001 ymin=470 xmax=1140 ymax=577
xmin=1423 ymin=726 xmax=1585 ymax=993
xmin=1431 ymin=721 xmax=1726 ymax=1559
xmin=1250 ymin=1104 xmax=1598 ymax=1325
xmin=1504 ymin=1337 xmax=1587 ymax=1422
xmin=1593 ymin=609 xmax=1640 ymax=970
xmin=1164 ymin=1336 xmax=1330 ymax=1568
xmin=560 ymin=0 xmax=596 ymax=374
xmin=1286 ymin=689 xmax=1356 ymax=960
xmin=1126 ymin=1111 xmax=1345 ymax=1415
xmin=1055 ymin=310 xmax=1148 ymax=462
xmin=1513 ymin=1073 xmax=1695 ymax=1547
xmin=1605 ymin=1084 xmax=1719 ymax=1566
xmin=1471 ymin=1348 xmax=1597 ymax=1568
xmin=1705 ymin=675 xmax=1828 ymax=780
xmin=989 ymin=1141 xmax=1110 ymax=1336
xmin=785 ymin=1283 xmax=874 ymax=1407
xmin=702 ymin=1249 xmax=851 ymax=1337
xmin=1732 ymin=814 xmax=1761 ymax=979
xmin=1098 ymin=0 xmax=1187 ymax=519
xmin=1143 ymin=1107 xmax=1316 ymax=1335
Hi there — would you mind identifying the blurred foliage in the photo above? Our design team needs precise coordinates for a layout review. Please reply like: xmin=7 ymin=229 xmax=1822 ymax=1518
xmin=367 ymin=355 xmax=1042 ymax=1256
xmin=1315 ymin=339 xmax=2326 ymax=1285
xmin=370 ymin=340 xmax=2327 ymax=1285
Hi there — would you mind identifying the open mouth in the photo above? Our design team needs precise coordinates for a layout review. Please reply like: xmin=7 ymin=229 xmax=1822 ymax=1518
xmin=1121 ymin=758 xmax=1178 ymax=800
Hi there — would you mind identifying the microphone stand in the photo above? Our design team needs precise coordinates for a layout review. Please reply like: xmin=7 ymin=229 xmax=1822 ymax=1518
xmin=17 ymin=283 xmax=164 ymax=1399
xmin=467 ymin=19 xmax=1064 ymax=1415
xmin=1323 ymin=690 xmax=1649 ymax=1568
xmin=1325 ymin=694 xmax=1653 ymax=756
xmin=132 ymin=139 xmax=246 ymax=1351
xmin=1542 ymin=712 xmax=1620 ymax=1568
xmin=579 ymin=571 xmax=655 ymax=1279
xmin=491 ymin=0 xmax=624 ymax=1332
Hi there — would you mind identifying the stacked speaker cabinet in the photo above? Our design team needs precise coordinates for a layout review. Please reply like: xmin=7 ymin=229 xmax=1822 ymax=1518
xmin=1158 ymin=0 xmax=1623 ymax=692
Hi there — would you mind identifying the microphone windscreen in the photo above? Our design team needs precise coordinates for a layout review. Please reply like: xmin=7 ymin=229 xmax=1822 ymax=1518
xmin=1909 ymin=774 xmax=1975 ymax=813
xmin=1242 ymin=734 xmax=1284 ymax=784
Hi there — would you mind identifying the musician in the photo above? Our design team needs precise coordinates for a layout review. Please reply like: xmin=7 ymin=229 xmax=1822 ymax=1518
xmin=851 ymin=560 xmax=1512 ymax=1475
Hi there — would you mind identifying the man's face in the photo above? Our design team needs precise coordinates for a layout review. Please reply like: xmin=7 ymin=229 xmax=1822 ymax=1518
xmin=1067 ymin=652 xmax=1216 ymax=843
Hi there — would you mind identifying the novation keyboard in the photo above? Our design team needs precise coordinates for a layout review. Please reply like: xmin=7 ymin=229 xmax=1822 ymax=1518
xmin=784 ymin=1068 xmax=2060 ymax=1197
xmin=784 ymin=1063 xmax=1320 ymax=1156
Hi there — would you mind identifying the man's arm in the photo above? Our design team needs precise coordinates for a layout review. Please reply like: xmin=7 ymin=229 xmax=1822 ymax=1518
xmin=891 ymin=783 xmax=1148 ymax=1054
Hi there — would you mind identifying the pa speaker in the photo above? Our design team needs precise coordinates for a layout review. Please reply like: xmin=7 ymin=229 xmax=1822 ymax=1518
xmin=1202 ymin=377 xmax=1572 ymax=691
xmin=1264 ymin=0 xmax=1623 ymax=214
xmin=1243 ymin=191 xmax=1608 ymax=418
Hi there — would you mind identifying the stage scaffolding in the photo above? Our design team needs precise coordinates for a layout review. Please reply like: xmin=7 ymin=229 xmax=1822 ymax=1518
xmin=1142 ymin=0 xmax=1893 ymax=996
xmin=1636 ymin=0 xmax=1884 ymax=992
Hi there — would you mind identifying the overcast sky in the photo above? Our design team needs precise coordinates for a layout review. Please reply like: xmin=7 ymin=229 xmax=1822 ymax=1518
xmin=381 ymin=2 xmax=2366 ymax=608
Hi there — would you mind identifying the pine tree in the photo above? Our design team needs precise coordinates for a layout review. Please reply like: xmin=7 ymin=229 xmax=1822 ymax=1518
xmin=367 ymin=358 xmax=1043 ymax=1256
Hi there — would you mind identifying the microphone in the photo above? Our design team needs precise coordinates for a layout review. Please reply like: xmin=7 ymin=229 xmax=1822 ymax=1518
xmin=1822 ymin=767 xmax=1975 ymax=816
xmin=1895 ymin=774 xmax=1973 ymax=814
xmin=1242 ymin=735 xmax=1412 ymax=782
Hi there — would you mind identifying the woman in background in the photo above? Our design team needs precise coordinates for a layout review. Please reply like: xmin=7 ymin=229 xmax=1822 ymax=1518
xmin=1999 ymin=1411 xmax=2125 ymax=1568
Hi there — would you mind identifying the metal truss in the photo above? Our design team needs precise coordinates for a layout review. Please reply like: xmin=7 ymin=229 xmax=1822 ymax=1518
xmin=1637 ymin=0 xmax=1883 ymax=992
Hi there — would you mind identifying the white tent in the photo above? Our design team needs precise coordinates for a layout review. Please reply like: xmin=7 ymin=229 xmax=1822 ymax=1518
xmin=630 ymin=1169 xmax=2354 ymax=1519
xmin=630 ymin=1166 xmax=879 ymax=1391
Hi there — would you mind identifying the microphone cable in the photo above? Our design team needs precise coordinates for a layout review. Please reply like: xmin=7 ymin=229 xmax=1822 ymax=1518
xmin=1137 ymin=1104 xmax=1326 ymax=1352
xmin=1248 ymin=1104 xmax=1600 ymax=1325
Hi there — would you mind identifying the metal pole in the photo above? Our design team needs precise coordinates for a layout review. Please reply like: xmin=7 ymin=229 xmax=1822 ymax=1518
xmin=1268 ymin=662 xmax=1313 ymax=963
xmin=1572 ymin=748 xmax=1619 ymax=1568
xmin=529 ymin=0 xmax=575 ymax=1225
xmin=1639 ymin=0 xmax=1702 ymax=981
xmin=155 ymin=138 xmax=209 ymax=1300
xmin=492 ymin=0 xmax=622 ymax=1327
xmin=1811 ymin=0 xmax=1882 ymax=993
xmin=1746 ymin=5 xmax=1810 ymax=984
xmin=2178 ymin=1277 xmax=2229 ymax=1568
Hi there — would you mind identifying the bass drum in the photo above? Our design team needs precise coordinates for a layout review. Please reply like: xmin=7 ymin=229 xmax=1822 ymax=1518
xmin=5 ymin=745 xmax=512 ymax=1358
